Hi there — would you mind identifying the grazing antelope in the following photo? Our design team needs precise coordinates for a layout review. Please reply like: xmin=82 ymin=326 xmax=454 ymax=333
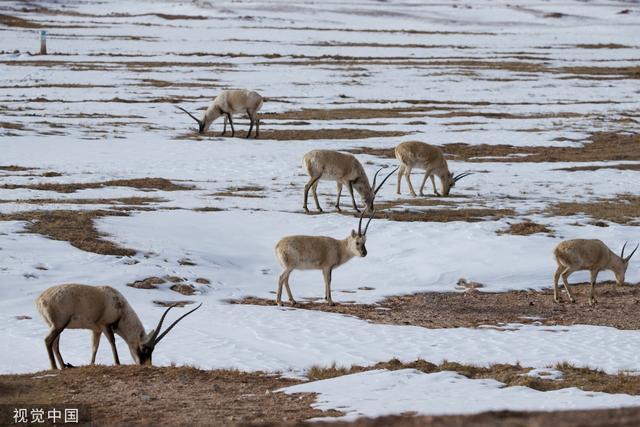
xmin=177 ymin=89 xmax=263 ymax=138
xmin=302 ymin=149 xmax=398 ymax=213
xmin=395 ymin=141 xmax=472 ymax=197
xmin=36 ymin=284 xmax=202 ymax=369
xmin=275 ymin=211 xmax=375 ymax=306
xmin=553 ymin=240 xmax=638 ymax=305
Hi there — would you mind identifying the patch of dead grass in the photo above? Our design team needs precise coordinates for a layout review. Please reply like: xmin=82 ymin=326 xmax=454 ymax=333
xmin=0 ymin=210 xmax=135 ymax=256
xmin=371 ymin=198 xmax=514 ymax=223
xmin=547 ymin=194 xmax=640 ymax=225
xmin=0 ymin=165 xmax=32 ymax=171
xmin=0 ymin=122 xmax=24 ymax=130
xmin=498 ymin=220 xmax=553 ymax=236
xmin=179 ymin=128 xmax=411 ymax=141
xmin=127 ymin=277 xmax=165 ymax=289
xmin=348 ymin=132 xmax=640 ymax=163
xmin=234 ymin=281 xmax=640 ymax=330
xmin=0 ymin=365 xmax=341 ymax=425
xmin=0 ymin=197 xmax=164 ymax=205
xmin=556 ymin=163 xmax=640 ymax=172
xmin=2 ymin=178 xmax=193 ymax=193
xmin=305 ymin=358 xmax=640 ymax=396
xmin=170 ymin=284 xmax=196 ymax=295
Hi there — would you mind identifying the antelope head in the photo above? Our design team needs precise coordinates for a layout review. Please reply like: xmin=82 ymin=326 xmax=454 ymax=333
xmin=615 ymin=242 xmax=639 ymax=285
xmin=442 ymin=171 xmax=473 ymax=196
xmin=177 ymin=106 xmax=205 ymax=134
xmin=136 ymin=303 xmax=202 ymax=365
xmin=361 ymin=166 xmax=399 ymax=211
xmin=349 ymin=209 xmax=375 ymax=257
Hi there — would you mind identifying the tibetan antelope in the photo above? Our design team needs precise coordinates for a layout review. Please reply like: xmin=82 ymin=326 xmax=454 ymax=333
xmin=177 ymin=89 xmax=263 ymax=138
xmin=36 ymin=284 xmax=202 ymax=369
xmin=395 ymin=141 xmax=472 ymax=197
xmin=553 ymin=240 xmax=638 ymax=305
xmin=275 ymin=210 xmax=375 ymax=306
xmin=302 ymin=149 xmax=398 ymax=213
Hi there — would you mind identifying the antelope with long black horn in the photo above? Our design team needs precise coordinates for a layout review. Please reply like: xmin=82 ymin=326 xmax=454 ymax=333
xmin=177 ymin=89 xmax=263 ymax=138
xmin=36 ymin=284 xmax=202 ymax=369
xmin=553 ymin=240 xmax=639 ymax=305
xmin=302 ymin=149 xmax=398 ymax=213
xmin=395 ymin=140 xmax=473 ymax=197
xmin=275 ymin=210 xmax=376 ymax=306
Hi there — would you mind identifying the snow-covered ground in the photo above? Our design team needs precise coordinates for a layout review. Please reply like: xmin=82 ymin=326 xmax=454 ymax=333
xmin=1 ymin=0 xmax=639 ymax=419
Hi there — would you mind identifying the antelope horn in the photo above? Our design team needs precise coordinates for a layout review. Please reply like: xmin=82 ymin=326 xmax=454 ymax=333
xmin=176 ymin=106 xmax=203 ymax=127
xmin=363 ymin=209 xmax=375 ymax=236
xmin=621 ymin=242 xmax=628 ymax=259
xmin=357 ymin=209 xmax=365 ymax=236
xmin=453 ymin=172 xmax=473 ymax=182
xmin=152 ymin=303 xmax=203 ymax=346
xmin=624 ymin=243 xmax=639 ymax=262
xmin=371 ymin=167 xmax=383 ymax=192
xmin=373 ymin=166 xmax=399 ymax=194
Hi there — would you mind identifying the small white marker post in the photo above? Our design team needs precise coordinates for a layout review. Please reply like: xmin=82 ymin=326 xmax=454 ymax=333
xmin=40 ymin=30 xmax=47 ymax=55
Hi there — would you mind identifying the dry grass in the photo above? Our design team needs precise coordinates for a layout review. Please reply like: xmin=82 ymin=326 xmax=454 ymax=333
xmin=179 ymin=128 xmax=411 ymax=141
xmin=170 ymin=284 xmax=196 ymax=295
xmin=127 ymin=277 xmax=165 ymax=289
xmin=547 ymin=194 xmax=640 ymax=225
xmin=498 ymin=221 xmax=553 ymax=236
xmin=2 ymin=178 xmax=193 ymax=193
xmin=556 ymin=163 xmax=640 ymax=172
xmin=0 ymin=165 xmax=32 ymax=171
xmin=0 ymin=210 xmax=135 ymax=256
xmin=0 ymin=122 xmax=24 ymax=130
xmin=235 ymin=281 xmax=640 ymax=330
xmin=0 ymin=365 xmax=340 ymax=425
xmin=212 ymin=185 xmax=266 ymax=198
xmin=0 ymin=197 xmax=164 ymax=205
xmin=305 ymin=358 xmax=640 ymax=395
xmin=153 ymin=300 xmax=195 ymax=307
xmin=370 ymin=198 xmax=514 ymax=223
xmin=348 ymin=132 xmax=640 ymax=163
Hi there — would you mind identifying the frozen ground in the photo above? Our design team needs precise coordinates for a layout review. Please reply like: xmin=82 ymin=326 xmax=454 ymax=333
xmin=1 ymin=0 xmax=640 ymax=420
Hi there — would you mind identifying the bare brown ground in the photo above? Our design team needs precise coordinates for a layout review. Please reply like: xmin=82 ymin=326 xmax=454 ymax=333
xmin=2 ymin=178 xmax=193 ymax=193
xmin=1 ymin=364 xmax=638 ymax=426
xmin=498 ymin=220 xmax=553 ymax=235
xmin=0 ymin=13 xmax=74 ymax=28
xmin=348 ymin=132 xmax=640 ymax=163
xmin=556 ymin=163 xmax=640 ymax=172
xmin=0 ymin=365 xmax=340 ymax=426
xmin=547 ymin=194 xmax=640 ymax=225
xmin=263 ymin=106 xmax=580 ymax=121
xmin=178 ymin=128 xmax=411 ymax=141
xmin=370 ymin=198 xmax=514 ymax=223
xmin=0 ymin=197 xmax=164 ymax=205
xmin=234 ymin=281 xmax=640 ymax=330
xmin=0 ymin=165 xmax=32 ymax=171
xmin=0 ymin=210 xmax=135 ymax=256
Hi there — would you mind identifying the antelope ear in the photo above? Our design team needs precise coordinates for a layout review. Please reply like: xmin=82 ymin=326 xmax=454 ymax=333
xmin=143 ymin=329 xmax=155 ymax=343
xmin=351 ymin=229 xmax=357 ymax=238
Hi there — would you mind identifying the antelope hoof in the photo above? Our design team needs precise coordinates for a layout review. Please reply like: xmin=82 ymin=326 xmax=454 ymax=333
xmin=589 ymin=298 xmax=597 ymax=306
xmin=276 ymin=300 xmax=283 ymax=306
xmin=63 ymin=363 xmax=75 ymax=369
xmin=317 ymin=208 xmax=324 ymax=213
xmin=335 ymin=206 xmax=342 ymax=212
xmin=289 ymin=300 xmax=297 ymax=306
xmin=434 ymin=192 xmax=441 ymax=197
xmin=327 ymin=300 xmax=335 ymax=306
xmin=553 ymin=297 xmax=560 ymax=304
xmin=303 ymin=207 xmax=310 ymax=214
xmin=410 ymin=192 xmax=417 ymax=197
xmin=245 ymin=133 xmax=250 ymax=139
